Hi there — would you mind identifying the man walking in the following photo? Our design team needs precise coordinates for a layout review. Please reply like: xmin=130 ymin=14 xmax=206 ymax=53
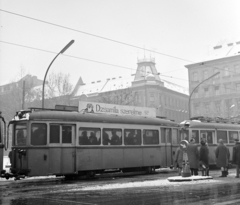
xmin=215 ymin=139 xmax=230 ymax=177
xmin=232 ymin=138 xmax=240 ymax=178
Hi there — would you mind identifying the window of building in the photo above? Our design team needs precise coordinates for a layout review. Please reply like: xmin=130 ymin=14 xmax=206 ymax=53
xmin=203 ymin=70 xmax=208 ymax=80
xmin=213 ymin=69 xmax=220 ymax=78
xmin=223 ymin=84 xmax=231 ymax=94
xmin=224 ymin=67 xmax=230 ymax=77
xmin=236 ymin=83 xmax=240 ymax=91
xmin=150 ymin=92 xmax=155 ymax=103
xmin=236 ymin=99 xmax=240 ymax=111
xmin=193 ymin=89 xmax=198 ymax=98
xmin=194 ymin=104 xmax=200 ymax=116
xmin=204 ymin=103 xmax=210 ymax=113
xmin=234 ymin=64 xmax=240 ymax=75
xmin=203 ymin=87 xmax=209 ymax=97
xmin=192 ymin=72 xmax=198 ymax=81
xmin=214 ymin=86 xmax=220 ymax=95
xmin=215 ymin=101 xmax=221 ymax=113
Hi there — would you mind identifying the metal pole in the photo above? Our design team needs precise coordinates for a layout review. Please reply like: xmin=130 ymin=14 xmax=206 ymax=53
xmin=42 ymin=40 xmax=74 ymax=108
xmin=22 ymin=80 xmax=25 ymax=109
xmin=188 ymin=72 xmax=220 ymax=119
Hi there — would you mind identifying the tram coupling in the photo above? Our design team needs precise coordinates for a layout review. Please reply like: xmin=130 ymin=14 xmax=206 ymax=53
xmin=1 ymin=169 xmax=25 ymax=180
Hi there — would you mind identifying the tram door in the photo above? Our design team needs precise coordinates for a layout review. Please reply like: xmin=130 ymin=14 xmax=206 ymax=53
xmin=48 ymin=124 xmax=76 ymax=175
xmin=160 ymin=127 xmax=173 ymax=167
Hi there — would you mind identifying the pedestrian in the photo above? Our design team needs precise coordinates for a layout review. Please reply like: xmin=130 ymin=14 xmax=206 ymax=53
xmin=232 ymin=138 xmax=240 ymax=178
xmin=187 ymin=138 xmax=199 ymax=176
xmin=174 ymin=144 xmax=183 ymax=176
xmin=215 ymin=139 xmax=230 ymax=177
xmin=199 ymin=140 xmax=209 ymax=176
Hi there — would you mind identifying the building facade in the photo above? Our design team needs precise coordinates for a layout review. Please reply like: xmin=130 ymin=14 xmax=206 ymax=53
xmin=185 ymin=54 xmax=240 ymax=119
xmin=71 ymin=58 xmax=189 ymax=123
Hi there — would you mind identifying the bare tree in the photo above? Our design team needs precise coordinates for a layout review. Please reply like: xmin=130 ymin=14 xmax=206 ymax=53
xmin=98 ymin=88 xmax=139 ymax=106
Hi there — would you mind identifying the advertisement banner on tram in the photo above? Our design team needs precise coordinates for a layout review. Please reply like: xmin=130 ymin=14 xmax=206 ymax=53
xmin=79 ymin=102 xmax=156 ymax=117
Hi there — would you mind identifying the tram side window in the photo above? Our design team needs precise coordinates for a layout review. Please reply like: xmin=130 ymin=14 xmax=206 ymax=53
xmin=171 ymin=129 xmax=179 ymax=144
xmin=102 ymin=128 xmax=122 ymax=145
xmin=228 ymin=131 xmax=239 ymax=144
xmin=217 ymin=130 xmax=228 ymax=144
xmin=31 ymin=123 xmax=47 ymax=145
xmin=15 ymin=124 xmax=27 ymax=146
xmin=124 ymin=129 xmax=141 ymax=145
xmin=50 ymin=125 xmax=60 ymax=143
xmin=200 ymin=130 xmax=214 ymax=144
xmin=192 ymin=130 xmax=199 ymax=143
xmin=160 ymin=128 xmax=171 ymax=143
xmin=79 ymin=128 xmax=101 ymax=145
xmin=62 ymin=125 xmax=72 ymax=143
xmin=143 ymin=130 xmax=159 ymax=145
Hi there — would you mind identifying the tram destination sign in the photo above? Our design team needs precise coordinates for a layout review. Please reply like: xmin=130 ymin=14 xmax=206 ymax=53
xmin=78 ymin=102 xmax=156 ymax=117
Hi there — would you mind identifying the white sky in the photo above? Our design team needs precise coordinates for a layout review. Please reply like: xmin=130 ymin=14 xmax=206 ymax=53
xmin=0 ymin=0 xmax=240 ymax=89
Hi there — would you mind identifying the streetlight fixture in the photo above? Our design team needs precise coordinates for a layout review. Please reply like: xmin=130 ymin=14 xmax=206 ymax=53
xmin=42 ymin=40 xmax=75 ymax=108
xmin=188 ymin=71 xmax=220 ymax=119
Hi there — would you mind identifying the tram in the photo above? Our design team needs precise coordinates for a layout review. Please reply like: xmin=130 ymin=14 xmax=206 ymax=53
xmin=180 ymin=116 xmax=240 ymax=165
xmin=2 ymin=105 xmax=181 ymax=179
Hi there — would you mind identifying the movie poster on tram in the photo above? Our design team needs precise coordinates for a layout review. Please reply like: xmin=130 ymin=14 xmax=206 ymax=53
xmin=78 ymin=102 xmax=156 ymax=117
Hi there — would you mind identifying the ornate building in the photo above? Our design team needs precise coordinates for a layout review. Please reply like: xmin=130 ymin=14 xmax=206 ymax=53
xmin=71 ymin=58 xmax=189 ymax=123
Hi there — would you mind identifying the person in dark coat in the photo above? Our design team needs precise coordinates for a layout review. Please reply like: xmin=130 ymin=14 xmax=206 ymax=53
xmin=187 ymin=138 xmax=199 ymax=176
xmin=215 ymin=139 xmax=230 ymax=177
xmin=174 ymin=144 xmax=184 ymax=176
xmin=111 ymin=130 xmax=121 ymax=145
xmin=79 ymin=131 xmax=89 ymax=145
xmin=232 ymin=138 xmax=240 ymax=178
xmin=199 ymin=140 xmax=209 ymax=176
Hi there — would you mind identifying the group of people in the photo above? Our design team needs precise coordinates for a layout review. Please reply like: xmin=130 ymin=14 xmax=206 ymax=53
xmin=79 ymin=131 xmax=100 ymax=145
xmin=174 ymin=138 xmax=209 ymax=176
xmin=174 ymin=137 xmax=240 ymax=178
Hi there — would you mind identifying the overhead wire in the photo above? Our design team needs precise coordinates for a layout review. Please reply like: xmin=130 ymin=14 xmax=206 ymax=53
xmin=0 ymin=9 xmax=194 ymax=63
xmin=1 ymin=9 xmax=240 ymax=92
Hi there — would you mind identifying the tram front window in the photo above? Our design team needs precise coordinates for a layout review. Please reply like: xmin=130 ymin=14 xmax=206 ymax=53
xmin=31 ymin=123 xmax=47 ymax=145
xmin=15 ymin=123 xmax=27 ymax=146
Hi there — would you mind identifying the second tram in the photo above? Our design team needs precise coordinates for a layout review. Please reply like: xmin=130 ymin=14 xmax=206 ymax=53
xmin=180 ymin=117 xmax=240 ymax=165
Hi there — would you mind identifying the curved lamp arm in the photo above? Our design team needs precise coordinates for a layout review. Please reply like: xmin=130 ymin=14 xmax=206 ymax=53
xmin=188 ymin=71 xmax=220 ymax=119
xmin=42 ymin=40 xmax=74 ymax=108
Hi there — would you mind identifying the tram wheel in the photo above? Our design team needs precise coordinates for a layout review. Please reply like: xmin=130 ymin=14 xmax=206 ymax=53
xmin=86 ymin=171 xmax=96 ymax=179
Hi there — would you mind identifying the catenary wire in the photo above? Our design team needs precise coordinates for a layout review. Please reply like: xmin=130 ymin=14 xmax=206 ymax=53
xmin=0 ymin=9 xmax=193 ymax=63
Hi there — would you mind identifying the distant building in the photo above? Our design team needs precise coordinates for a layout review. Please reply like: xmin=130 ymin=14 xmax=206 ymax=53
xmin=186 ymin=42 xmax=240 ymax=119
xmin=71 ymin=58 xmax=189 ymax=122
xmin=0 ymin=74 xmax=42 ymax=96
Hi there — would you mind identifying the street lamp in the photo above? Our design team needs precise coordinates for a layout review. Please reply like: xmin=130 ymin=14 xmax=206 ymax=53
xmin=188 ymin=71 xmax=220 ymax=119
xmin=42 ymin=40 xmax=75 ymax=108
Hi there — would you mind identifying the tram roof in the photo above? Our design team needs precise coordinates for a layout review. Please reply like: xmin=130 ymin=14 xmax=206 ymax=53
xmin=27 ymin=111 xmax=179 ymax=127
xmin=181 ymin=120 xmax=240 ymax=130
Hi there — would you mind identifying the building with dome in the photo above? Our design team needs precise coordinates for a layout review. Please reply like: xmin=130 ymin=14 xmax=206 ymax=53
xmin=71 ymin=58 xmax=189 ymax=122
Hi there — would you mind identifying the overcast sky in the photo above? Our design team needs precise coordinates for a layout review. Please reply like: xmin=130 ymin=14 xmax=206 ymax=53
xmin=0 ymin=0 xmax=240 ymax=89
